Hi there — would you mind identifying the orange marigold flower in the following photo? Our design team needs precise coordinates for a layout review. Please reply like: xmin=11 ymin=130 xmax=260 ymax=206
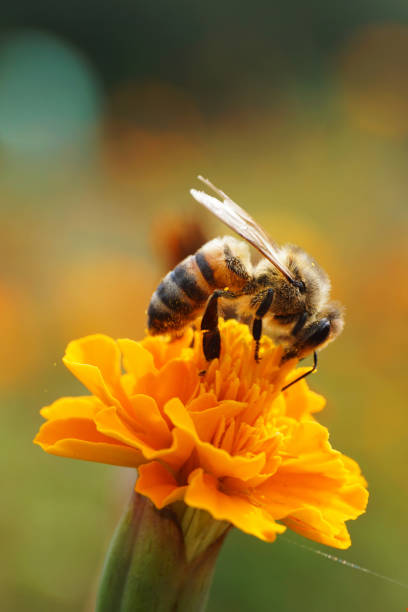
xmin=34 ymin=319 xmax=368 ymax=549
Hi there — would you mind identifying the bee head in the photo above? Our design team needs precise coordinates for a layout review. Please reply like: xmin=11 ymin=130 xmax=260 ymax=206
xmin=280 ymin=244 xmax=332 ymax=312
xmin=290 ymin=302 xmax=345 ymax=359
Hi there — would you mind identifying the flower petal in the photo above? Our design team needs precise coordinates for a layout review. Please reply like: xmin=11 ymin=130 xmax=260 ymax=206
xmin=136 ymin=461 xmax=187 ymax=508
xmin=282 ymin=507 xmax=352 ymax=549
xmin=279 ymin=421 xmax=350 ymax=478
xmin=34 ymin=321 xmax=368 ymax=550
xmin=117 ymin=338 xmax=157 ymax=379
xmin=134 ymin=360 xmax=199 ymax=408
xmin=257 ymin=469 xmax=368 ymax=521
xmin=128 ymin=394 xmax=172 ymax=448
xmin=190 ymin=398 xmax=246 ymax=442
xmin=185 ymin=469 xmax=286 ymax=542
xmin=95 ymin=406 xmax=194 ymax=470
xmin=40 ymin=396 xmax=103 ymax=421
xmin=34 ymin=418 xmax=142 ymax=466
xmin=283 ymin=371 xmax=326 ymax=419
xmin=252 ymin=422 xmax=369 ymax=549
xmin=141 ymin=329 xmax=194 ymax=369
xmin=63 ymin=335 xmax=124 ymax=408
xmin=165 ymin=398 xmax=266 ymax=480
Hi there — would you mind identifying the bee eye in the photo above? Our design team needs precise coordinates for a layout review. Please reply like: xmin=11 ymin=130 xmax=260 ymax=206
xmin=304 ymin=318 xmax=331 ymax=348
xmin=293 ymin=280 xmax=306 ymax=293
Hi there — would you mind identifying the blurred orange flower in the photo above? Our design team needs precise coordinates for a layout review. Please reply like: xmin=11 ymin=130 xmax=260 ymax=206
xmin=34 ymin=319 xmax=368 ymax=549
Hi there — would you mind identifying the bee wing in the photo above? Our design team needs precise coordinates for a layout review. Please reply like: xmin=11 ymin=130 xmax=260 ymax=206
xmin=190 ymin=176 xmax=296 ymax=283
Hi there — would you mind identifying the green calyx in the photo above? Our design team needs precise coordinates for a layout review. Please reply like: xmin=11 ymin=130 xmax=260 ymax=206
xmin=96 ymin=491 xmax=229 ymax=612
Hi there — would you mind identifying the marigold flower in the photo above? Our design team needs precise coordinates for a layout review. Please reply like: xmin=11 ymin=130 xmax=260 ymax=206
xmin=34 ymin=319 xmax=368 ymax=550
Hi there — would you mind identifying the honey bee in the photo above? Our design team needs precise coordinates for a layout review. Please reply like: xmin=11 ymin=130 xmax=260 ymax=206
xmin=148 ymin=176 xmax=344 ymax=386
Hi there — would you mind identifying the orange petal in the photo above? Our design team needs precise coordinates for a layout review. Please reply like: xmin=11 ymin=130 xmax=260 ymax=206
xmin=141 ymin=329 xmax=194 ymax=369
xmin=63 ymin=335 xmax=124 ymax=408
xmin=267 ymin=394 xmax=286 ymax=419
xmin=279 ymin=422 xmax=348 ymax=478
xmin=341 ymin=454 xmax=368 ymax=487
xmin=283 ymin=371 xmax=326 ymax=419
xmin=134 ymin=360 xmax=199 ymax=409
xmin=283 ymin=507 xmax=352 ymax=549
xmin=136 ymin=461 xmax=187 ymax=508
xmin=128 ymin=394 xmax=171 ymax=447
xmin=94 ymin=406 xmax=159 ymax=450
xmin=117 ymin=338 xmax=157 ymax=379
xmin=154 ymin=359 xmax=199 ymax=406
xmin=158 ymin=428 xmax=195 ymax=470
xmin=65 ymin=334 xmax=121 ymax=383
xmin=187 ymin=393 xmax=217 ymax=413
xmin=40 ymin=395 xmax=103 ymax=421
xmin=34 ymin=418 xmax=142 ymax=467
xmin=252 ymin=424 xmax=369 ymax=531
xmin=165 ymin=398 xmax=266 ymax=480
xmin=185 ymin=469 xmax=285 ymax=542
xmin=190 ymin=399 xmax=246 ymax=442
xmin=253 ymin=454 xmax=368 ymax=547
xmin=95 ymin=406 xmax=194 ymax=470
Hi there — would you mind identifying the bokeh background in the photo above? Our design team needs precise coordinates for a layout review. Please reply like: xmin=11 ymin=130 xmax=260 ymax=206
xmin=1 ymin=2 xmax=408 ymax=611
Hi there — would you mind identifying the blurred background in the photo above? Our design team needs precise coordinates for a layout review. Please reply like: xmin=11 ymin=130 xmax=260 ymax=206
xmin=1 ymin=1 xmax=407 ymax=610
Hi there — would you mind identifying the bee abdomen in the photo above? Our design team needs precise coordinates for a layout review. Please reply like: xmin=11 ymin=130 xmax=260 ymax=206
xmin=147 ymin=300 xmax=176 ymax=334
xmin=194 ymin=251 xmax=216 ymax=286
xmin=170 ymin=263 xmax=209 ymax=302
xmin=148 ymin=258 xmax=210 ymax=334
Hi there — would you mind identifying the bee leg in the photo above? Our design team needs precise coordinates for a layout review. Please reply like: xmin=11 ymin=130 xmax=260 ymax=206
xmin=252 ymin=319 xmax=263 ymax=362
xmin=201 ymin=291 xmax=223 ymax=361
xmin=201 ymin=290 xmax=238 ymax=361
xmin=252 ymin=288 xmax=274 ymax=362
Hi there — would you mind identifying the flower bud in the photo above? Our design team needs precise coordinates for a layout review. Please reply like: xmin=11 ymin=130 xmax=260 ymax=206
xmin=96 ymin=491 xmax=227 ymax=612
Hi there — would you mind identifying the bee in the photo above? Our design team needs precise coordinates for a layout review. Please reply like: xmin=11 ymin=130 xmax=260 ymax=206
xmin=148 ymin=176 xmax=344 ymax=386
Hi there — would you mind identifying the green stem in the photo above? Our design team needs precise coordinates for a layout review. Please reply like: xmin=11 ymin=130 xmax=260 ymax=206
xmin=175 ymin=535 xmax=227 ymax=612
xmin=96 ymin=491 xmax=228 ymax=612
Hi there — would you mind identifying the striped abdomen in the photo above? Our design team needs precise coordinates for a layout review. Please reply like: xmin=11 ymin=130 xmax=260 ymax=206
xmin=148 ymin=237 xmax=252 ymax=335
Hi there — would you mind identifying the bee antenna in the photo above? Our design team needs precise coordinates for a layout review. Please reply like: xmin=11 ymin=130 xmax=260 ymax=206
xmin=282 ymin=351 xmax=318 ymax=391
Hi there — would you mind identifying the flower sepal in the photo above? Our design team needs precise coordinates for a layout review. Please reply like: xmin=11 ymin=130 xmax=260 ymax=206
xmin=96 ymin=489 xmax=227 ymax=612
